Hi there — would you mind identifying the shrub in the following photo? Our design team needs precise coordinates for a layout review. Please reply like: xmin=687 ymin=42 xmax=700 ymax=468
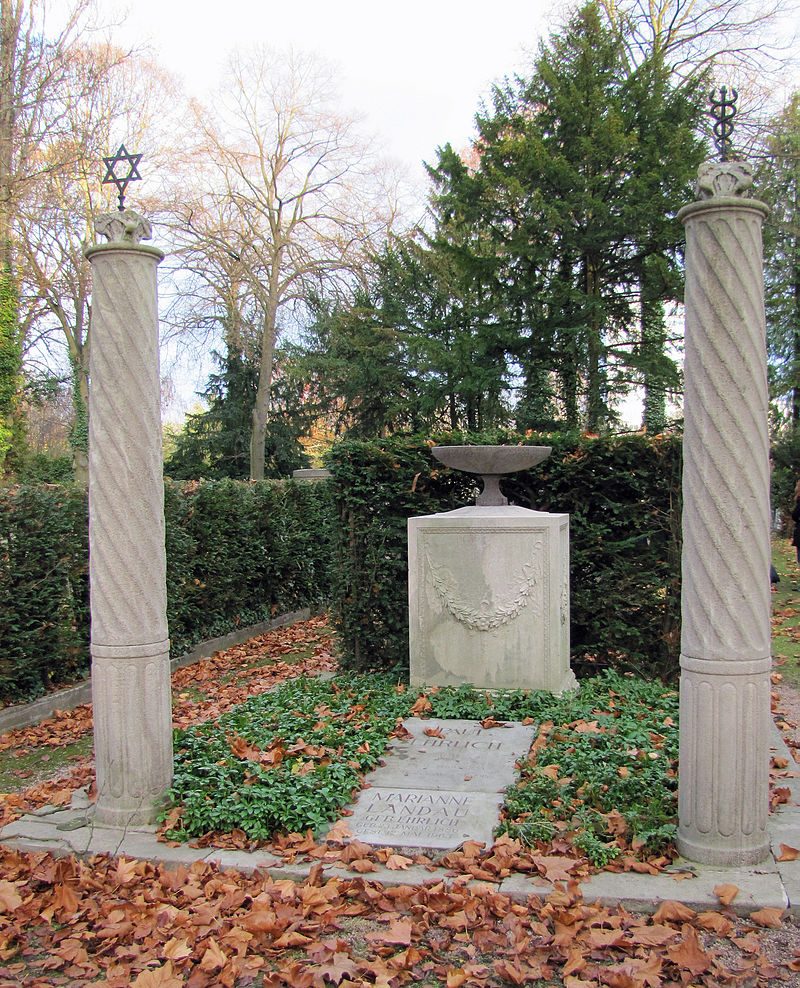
xmin=0 ymin=484 xmax=90 ymax=700
xmin=325 ymin=431 xmax=682 ymax=680
xmin=0 ymin=479 xmax=333 ymax=703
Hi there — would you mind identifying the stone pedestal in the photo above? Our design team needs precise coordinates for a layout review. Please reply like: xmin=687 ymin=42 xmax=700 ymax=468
xmin=85 ymin=211 xmax=173 ymax=827
xmin=409 ymin=505 xmax=575 ymax=693
xmin=676 ymin=161 xmax=771 ymax=865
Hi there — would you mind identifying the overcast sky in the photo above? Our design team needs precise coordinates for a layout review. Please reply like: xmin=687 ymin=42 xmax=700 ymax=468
xmin=99 ymin=0 xmax=557 ymax=187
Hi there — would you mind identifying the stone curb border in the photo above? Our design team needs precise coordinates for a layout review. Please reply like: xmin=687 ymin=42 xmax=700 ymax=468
xmin=2 ymin=723 xmax=799 ymax=920
xmin=0 ymin=606 xmax=320 ymax=736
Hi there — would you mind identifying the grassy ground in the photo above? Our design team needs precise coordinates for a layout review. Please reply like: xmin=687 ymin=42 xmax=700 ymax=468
xmin=772 ymin=537 xmax=800 ymax=690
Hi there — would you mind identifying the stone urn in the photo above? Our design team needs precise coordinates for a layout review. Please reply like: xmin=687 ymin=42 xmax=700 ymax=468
xmin=431 ymin=445 xmax=551 ymax=506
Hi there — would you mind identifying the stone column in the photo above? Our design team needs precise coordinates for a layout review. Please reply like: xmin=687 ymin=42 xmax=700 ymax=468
xmin=676 ymin=161 xmax=771 ymax=865
xmin=85 ymin=211 xmax=173 ymax=827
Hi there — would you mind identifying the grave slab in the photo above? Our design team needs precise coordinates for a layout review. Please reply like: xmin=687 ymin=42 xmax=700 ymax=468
xmin=344 ymin=718 xmax=536 ymax=853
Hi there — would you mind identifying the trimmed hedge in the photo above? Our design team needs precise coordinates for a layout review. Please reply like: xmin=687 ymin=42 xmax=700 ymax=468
xmin=325 ymin=432 xmax=682 ymax=681
xmin=0 ymin=484 xmax=90 ymax=700
xmin=0 ymin=479 xmax=333 ymax=703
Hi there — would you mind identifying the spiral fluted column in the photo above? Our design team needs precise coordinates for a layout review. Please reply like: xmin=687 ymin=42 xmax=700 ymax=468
xmin=85 ymin=211 xmax=173 ymax=827
xmin=676 ymin=161 xmax=771 ymax=865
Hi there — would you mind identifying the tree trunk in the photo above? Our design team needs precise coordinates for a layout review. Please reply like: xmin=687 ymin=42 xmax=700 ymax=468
xmin=585 ymin=255 xmax=604 ymax=432
xmin=249 ymin=302 xmax=277 ymax=481
xmin=0 ymin=1 xmax=21 ymax=272
xmin=792 ymin=179 xmax=800 ymax=427
xmin=70 ymin=346 xmax=89 ymax=486
xmin=641 ymin=275 xmax=668 ymax=435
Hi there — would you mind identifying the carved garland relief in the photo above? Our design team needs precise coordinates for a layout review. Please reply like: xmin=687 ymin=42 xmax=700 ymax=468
xmin=421 ymin=530 xmax=546 ymax=633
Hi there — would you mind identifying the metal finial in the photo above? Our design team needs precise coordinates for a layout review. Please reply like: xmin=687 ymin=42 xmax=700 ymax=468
xmin=101 ymin=144 xmax=143 ymax=211
xmin=709 ymin=87 xmax=738 ymax=162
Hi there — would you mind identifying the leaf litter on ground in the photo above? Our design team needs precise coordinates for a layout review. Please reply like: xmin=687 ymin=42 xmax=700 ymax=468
xmin=2 ymin=614 xmax=800 ymax=984
xmin=0 ymin=847 xmax=797 ymax=987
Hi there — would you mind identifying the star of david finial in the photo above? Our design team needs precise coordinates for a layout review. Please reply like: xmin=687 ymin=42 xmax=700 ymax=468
xmin=101 ymin=144 xmax=143 ymax=211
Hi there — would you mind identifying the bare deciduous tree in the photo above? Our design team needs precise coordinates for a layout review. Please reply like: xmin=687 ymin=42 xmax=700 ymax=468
xmin=15 ymin=41 xmax=182 ymax=481
xmin=597 ymin=0 xmax=797 ymax=77
xmin=176 ymin=46 xmax=402 ymax=480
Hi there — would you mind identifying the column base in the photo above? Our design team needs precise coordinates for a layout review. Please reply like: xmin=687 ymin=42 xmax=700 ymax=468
xmin=675 ymin=833 xmax=770 ymax=867
xmin=678 ymin=654 xmax=770 ymax=866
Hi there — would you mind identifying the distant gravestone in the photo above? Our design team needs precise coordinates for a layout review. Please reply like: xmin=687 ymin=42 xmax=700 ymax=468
xmin=409 ymin=446 xmax=576 ymax=693
xmin=345 ymin=718 xmax=537 ymax=851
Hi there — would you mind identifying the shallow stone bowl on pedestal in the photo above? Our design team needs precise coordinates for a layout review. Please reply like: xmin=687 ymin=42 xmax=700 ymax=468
xmin=431 ymin=445 xmax=552 ymax=507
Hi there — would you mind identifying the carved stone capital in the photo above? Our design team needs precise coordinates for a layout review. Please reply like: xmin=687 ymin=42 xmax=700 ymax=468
xmin=696 ymin=160 xmax=754 ymax=199
xmin=96 ymin=209 xmax=153 ymax=245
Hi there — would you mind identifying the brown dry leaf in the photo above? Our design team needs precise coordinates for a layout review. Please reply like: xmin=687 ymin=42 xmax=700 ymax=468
xmin=424 ymin=727 xmax=445 ymax=738
xmin=732 ymin=931 xmax=762 ymax=953
xmin=161 ymin=937 xmax=192 ymax=961
xmin=348 ymin=858 xmax=378 ymax=873
xmin=749 ymin=906 xmax=784 ymax=928
xmin=0 ymin=880 xmax=22 ymax=913
xmin=493 ymin=959 xmax=528 ymax=985
xmin=695 ymin=911 xmax=733 ymax=936
xmin=319 ymin=951 xmax=358 ymax=984
xmin=240 ymin=904 xmax=279 ymax=934
xmin=131 ymin=962 xmax=183 ymax=988
xmin=651 ymin=900 xmax=696 ymax=924
xmin=532 ymin=854 xmax=579 ymax=883
xmin=446 ymin=970 xmax=468 ymax=988
xmin=778 ymin=843 xmax=799 ymax=861
xmin=562 ymin=946 xmax=587 ymax=976
xmin=667 ymin=925 xmax=712 ymax=976
xmin=626 ymin=923 xmax=680 ymax=946
xmin=384 ymin=853 xmax=413 ymax=871
xmin=273 ymin=930 xmax=314 ymax=948
xmin=339 ymin=839 xmax=375 ymax=862
xmin=388 ymin=946 xmax=423 ymax=970
xmin=114 ymin=857 xmax=141 ymax=885
xmin=603 ymin=809 xmax=628 ymax=836
xmin=409 ymin=694 xmax=432 ymax=714
xmin=325 ymin=818 xmax=353 ymax=844
xmin=200 ymin=937 xmax=227 ymax=972
xmin=52 ymin=882 xmax=79 ymax=917
xmin=713 ymin=883 xmax=739 ymax=906
xmin=586 ymin=927 xmax=625 ymax=948
xmin=572 ymin=720 xmax=603 ymax=734
xmin=480 ymin=717 xmax=505 ymax=729
xmin=384 ymin=920 xmax=413 ymax=945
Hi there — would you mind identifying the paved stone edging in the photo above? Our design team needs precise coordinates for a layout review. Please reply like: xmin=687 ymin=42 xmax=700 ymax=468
xmin=0 ymin=606 xmax=319 ymax=736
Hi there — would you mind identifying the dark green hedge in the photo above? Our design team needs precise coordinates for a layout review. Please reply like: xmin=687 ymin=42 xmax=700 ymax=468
xmin=0 ymin=479 xmax=333 ymax=703
xmin=0 ymin=484 xmax=90 ymax=700
xmin=325 ymin=432 xmax=682 ymax=681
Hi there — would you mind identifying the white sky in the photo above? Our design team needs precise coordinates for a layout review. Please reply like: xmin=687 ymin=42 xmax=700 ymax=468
xmin=99 ymin=0 xmax=556 ymax=188
xmin=91 ymin=0 xmax=566 ymax=418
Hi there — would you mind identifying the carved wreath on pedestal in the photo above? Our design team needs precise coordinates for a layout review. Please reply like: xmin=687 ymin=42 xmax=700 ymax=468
xmin=424 ymin=539 xmax=544 ymax=632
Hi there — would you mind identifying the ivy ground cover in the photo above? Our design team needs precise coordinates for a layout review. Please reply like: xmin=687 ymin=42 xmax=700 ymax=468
xmin=163 ymin=669 xmax=680 ymax=868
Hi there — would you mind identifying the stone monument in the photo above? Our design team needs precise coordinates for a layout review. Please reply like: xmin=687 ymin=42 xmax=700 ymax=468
xmin=676 ymin=101 xmax=771 ymax=865
xmin=408 ymin=446 xmax=576 ymax=693
xmin=84 ymin=207 xmax=173 ymax=827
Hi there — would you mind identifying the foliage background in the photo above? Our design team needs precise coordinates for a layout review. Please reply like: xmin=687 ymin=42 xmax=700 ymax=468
xmin=325 ymin=432 xmax=683 ymax=681
xmin=0 ymin=479 xmax=333 ymax=702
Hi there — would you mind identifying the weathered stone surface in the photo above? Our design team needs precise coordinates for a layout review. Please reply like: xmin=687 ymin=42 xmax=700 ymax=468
xmin=676 ymin=165 xmax=771 ymax=865
xmin=85 ymin=214 xmax=173 ymax=827
xmin=409 ymin=506 xmax=574 ymax=693
xmin=363 ymin=718 xmax=534 ymax=791
xmin=579 ymin=865 xmax=788 ymax=917
xmin=344 ymin=718 xmax=536 ymax=852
